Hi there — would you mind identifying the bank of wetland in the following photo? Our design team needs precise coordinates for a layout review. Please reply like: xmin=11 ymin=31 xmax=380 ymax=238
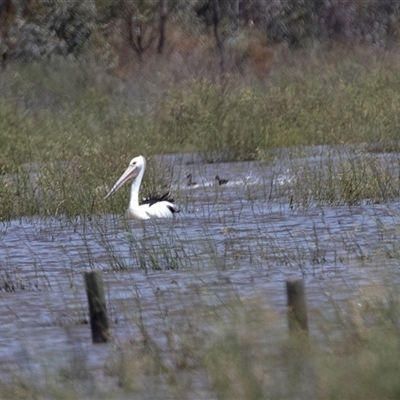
xmin=1 ymin=47 xmax=400 ymax=399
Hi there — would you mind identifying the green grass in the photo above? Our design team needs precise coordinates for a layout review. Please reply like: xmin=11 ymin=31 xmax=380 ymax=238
xmin=1 ymin=45 xmax=400 ymax=218
xmin=282 ymin=148 xmax=400 ymax=208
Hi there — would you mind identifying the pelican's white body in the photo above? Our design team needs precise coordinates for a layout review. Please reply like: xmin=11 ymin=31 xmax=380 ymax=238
xmin=126 ymin=200 xmax=176 ymax=220
xmin=105 ymin=156 xmax=178 ymax=220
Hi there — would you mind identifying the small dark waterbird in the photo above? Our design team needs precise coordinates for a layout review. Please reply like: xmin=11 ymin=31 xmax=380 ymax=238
xmin=215 ymin=175 xmax=229 ymax=185
xmin=186 ymin=174 xmax=197 ymax=186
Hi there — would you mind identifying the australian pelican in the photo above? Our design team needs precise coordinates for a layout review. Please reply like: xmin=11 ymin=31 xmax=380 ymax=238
xmin=215 ymin=175 xmax=229 ymax=185
xmin=105 ymin=156 xmax=179 ymax=220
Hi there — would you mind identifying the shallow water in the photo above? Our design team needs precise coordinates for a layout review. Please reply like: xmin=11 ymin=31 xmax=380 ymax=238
xmin=0 ymin=148 xmax=400 ymax=389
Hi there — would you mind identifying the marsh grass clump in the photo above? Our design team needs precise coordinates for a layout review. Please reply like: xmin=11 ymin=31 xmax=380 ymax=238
xmin=159 ymin=79 xmax=271 ymax=162
xmin=125 ymin=227 xmax=185 ymax=271
xmin=0 ymin=263 xmax=31 ymax=292
xmin=85 ymin=212 xmax=185 ymax=272
xmin=287 ymin=149 xmax=400 ymax=207
xmin=102 ymin=295 xmax=285 ymax=399
xmin=315 ymin=284 xmax=400 ymax=400
xmin=104 ymin=283 xmax=400 ymax=399
xmin=198 ymin=283 xmax=400 ymax=400
xmin=202 ymin=304 xmax=281 ymax=400
xmin=337 ymin=157 xmax=398 ymax=206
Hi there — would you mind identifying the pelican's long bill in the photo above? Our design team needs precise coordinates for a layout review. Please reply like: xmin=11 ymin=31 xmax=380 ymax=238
xmin=105 ymin=163 xmax=140 ymax=199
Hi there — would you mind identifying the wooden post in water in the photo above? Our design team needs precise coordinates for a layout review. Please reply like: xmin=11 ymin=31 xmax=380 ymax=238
xmin=85 ymin=271 xmax=110 ymax=343
xmin=286 ymin=279 xmax=309 ymax=338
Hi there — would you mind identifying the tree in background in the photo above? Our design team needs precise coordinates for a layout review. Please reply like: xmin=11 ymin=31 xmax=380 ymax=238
xmin=0 ymin=0 xmax=96 ymax=67
xmin=98 ymin=0 xmax=170 ymax=60
xmin=0 ymin=0 xmax=18 ymax=69
xmin=1 ymin=0 xmax=400 ymax=71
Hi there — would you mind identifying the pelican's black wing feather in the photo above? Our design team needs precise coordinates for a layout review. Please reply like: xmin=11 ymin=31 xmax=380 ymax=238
xmin=141 ymin=192 xmax=175 ymax=207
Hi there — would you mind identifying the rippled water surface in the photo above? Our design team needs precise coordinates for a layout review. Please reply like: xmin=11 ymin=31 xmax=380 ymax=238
xmin=1 ymin=148 xmax=400 ymax=386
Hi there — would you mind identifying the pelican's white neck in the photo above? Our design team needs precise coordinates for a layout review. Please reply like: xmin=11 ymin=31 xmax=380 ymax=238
xmin=129 ymin=158 xmax=146 ymax=209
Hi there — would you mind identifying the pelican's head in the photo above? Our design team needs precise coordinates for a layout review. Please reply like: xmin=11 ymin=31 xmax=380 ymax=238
xmin=105 ymin=155 xmax=146 ymax=199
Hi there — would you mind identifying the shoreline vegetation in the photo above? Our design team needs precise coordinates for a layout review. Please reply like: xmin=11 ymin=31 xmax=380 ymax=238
xmin=1 ymin=1 xmax=400 ymax=398
xmin=1 ymin=44 xmax=400 ymax=219
xmin=1 ymin=1 xmax=400 ymax=219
